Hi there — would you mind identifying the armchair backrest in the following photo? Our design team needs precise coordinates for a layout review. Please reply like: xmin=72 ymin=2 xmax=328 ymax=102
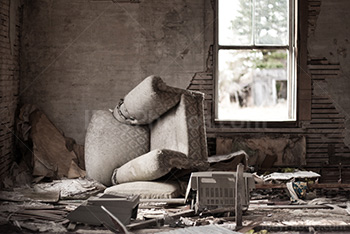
xmin=150 ymin=92 xmax=208 ymax=166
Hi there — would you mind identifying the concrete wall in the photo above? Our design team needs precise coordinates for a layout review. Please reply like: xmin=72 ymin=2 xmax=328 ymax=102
xmin=0 ymin=0 xmax=21 ymax=183
xmin=20 ymin=0 xmax=210 ymax=144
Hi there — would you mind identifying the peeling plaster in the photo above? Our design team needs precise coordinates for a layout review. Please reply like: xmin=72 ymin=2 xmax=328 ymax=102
xmin=308 ymin=0 xmax=350 ymax=147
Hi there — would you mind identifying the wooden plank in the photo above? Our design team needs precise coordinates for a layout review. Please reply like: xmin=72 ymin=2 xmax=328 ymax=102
xmin=312 ymin=75 xmax=340 ymax=79
xmin=308 ymin=65 xmax=341 ymax=70
xmin=309 ymin=70 xmax=340 ymax=75
xmin=304 ymin=124 xmax=344 ymax=129
xmin=311 ymin=113 xmax=345 ymax=119
xmin=310 ymin=119 xmax=344 ymax=123
xmin=312 ymin=99 xmax=333 ymax=104
xmin=306 ymin=159 xmax=329 ymax=164
xmin=310 ymin=148 xmax=350 ymax=154
xmin=307 ymin=133 xmax=343 ymax=138
xmin=190 ymin=79 xmax=213 ymax=85
xmin=311 ymin=104 xmax=336 ymax=109
xmin=307 ymin=143 xmax=348 ymax=148
xmin=306 ymin=138 xmax=344 ymax=143
xmin=126 ymin=209 xmax=194 ymax=230
xmin=255 ymin=183 xmax=350 ymax=189
xmin=311 ymin=95 xmax=331 ymax=99
xmin=192 ymin=73 xmax=213 ymax=80
xmin=235 ymin=163 xmax=244 ymax=230
xmin=311 ymin=109 xmax=340 ymax=114
xmin=249 ymin=204 xmax=330 ymax=209
xmin=188 ymin=84 xmax=213 ymax=90
xmin=207 ymin=127 xmax=304 ymax=134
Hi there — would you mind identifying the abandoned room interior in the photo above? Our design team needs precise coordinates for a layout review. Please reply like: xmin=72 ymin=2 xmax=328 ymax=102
xmin=1 ymin=0 xmax=350 ymax=233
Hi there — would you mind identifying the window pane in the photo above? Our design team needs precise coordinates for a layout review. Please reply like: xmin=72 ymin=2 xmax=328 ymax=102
xmin=218 ymin=49 xmax=290 ymax=121
xmin=219 ymin=0 xmax=252 ymax=45
xmin=255 ymin=0 xmax=288 ymax=45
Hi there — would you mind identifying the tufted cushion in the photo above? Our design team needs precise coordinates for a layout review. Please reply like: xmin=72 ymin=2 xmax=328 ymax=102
xmin=85 ymin=110 xmax=149 ymax=186
xmin=113 ymin=75 xmax=184 ymax=125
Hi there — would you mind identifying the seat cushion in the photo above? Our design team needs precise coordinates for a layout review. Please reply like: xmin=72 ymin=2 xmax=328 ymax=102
xmin=113 ymin=75 xmax=184 ymax=125
xmin=85 ymin=110 xmax=149 ymax=186
xmin=104 ymin=181 xmax=183 ymax=199
xmin=111 ymin=149 xmax=189 ymax=184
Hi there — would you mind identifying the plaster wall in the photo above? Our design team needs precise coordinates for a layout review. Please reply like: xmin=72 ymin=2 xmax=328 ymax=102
xmin=20 ymin=0 xmax=209 ymax=144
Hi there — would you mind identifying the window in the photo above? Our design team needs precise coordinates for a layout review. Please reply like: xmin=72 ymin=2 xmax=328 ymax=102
xmin=215 ymin=0 xmax=297 ymax=122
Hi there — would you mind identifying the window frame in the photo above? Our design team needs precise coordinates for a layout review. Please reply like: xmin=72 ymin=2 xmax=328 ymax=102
xmin=214 ymin=0 xmax=298 ymax=127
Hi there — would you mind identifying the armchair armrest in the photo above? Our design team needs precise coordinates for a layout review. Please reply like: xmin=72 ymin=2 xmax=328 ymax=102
xmin=111 ymin=149 xmax=190 ymax=184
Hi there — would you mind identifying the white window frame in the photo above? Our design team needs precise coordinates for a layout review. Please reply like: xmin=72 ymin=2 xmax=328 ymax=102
xmin=214 ymin=0 xmax=298 ymax=122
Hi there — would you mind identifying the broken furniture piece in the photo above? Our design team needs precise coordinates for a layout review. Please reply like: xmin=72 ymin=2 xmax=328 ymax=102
xmin=67 ymin=193 xmax=139 ymax=228
xmin=185 ymin=169 xmax=255 ymax=214
xmin=85 ymin=75 xmax=208 ymax=194
xmin=207 ymin=150 xmax=249 ymax=171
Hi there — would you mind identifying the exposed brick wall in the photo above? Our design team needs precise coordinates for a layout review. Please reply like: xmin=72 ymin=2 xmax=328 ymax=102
xmin=0 ymin=0 xmax=21 ymax=183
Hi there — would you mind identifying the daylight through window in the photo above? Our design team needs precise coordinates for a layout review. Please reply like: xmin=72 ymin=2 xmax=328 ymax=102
xmin=216 ymin=0 xmax=297 ymax=121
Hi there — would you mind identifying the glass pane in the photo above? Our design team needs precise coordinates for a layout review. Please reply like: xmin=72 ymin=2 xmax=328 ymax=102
xmin=219 ymin=0 xmax=252 ymax=45
xmin=255 ymin=0 xmax=288 ymax=45
xmin=218 ymin=49 xmax=290 ymax=121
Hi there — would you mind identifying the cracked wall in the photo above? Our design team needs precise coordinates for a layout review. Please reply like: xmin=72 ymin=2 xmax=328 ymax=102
xmin=20 ymin=0 xmax=208 ymax=144
xmin=308 ymin=0 xmax=350 ymax=147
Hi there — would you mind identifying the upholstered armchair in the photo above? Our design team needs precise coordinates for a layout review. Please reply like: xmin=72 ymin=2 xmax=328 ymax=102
xmin=84 ymin=76 xmax=208 ymax=189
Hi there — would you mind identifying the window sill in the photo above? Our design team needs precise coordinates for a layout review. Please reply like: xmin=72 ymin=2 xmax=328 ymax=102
xmin=213 ymin=120 xmax=298 ymax=128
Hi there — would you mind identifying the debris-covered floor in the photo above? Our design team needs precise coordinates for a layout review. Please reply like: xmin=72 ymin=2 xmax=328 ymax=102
xmin=3 ymin=80 xmax=349 ymax=233
xmin=1 ymin=176 xmax=350 ymax=234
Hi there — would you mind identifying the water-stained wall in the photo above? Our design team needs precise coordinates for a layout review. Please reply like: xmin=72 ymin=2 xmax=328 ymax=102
xmin=20 ymin=0 xmax=211 ymax=144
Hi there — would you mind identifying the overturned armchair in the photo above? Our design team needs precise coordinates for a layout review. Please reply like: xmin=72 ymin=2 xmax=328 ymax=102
xmin=84 ymin=75 xmax=209 ymax=198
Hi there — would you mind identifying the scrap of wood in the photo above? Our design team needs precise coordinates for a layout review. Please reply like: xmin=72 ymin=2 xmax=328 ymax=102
xmin=29 ymin=110 xmax=85 ymax=179
xmin=126 ymin=218 xmax=162 ymax=230
xmin=168 ymin=209 xmax=195 ymax=219
xmin=9 ymin=208 xmax=68 ymax=223
xmin=126 ymin=209 xmax=195 ymax=231
xmin=0 ymin=190 xmax=59 ymax=203
xmin=237 ymin=217 xmax=264 ymax=233
xmin=249 ymin=204 xmax=332 ymax=210
xmin=208 ymin=150 xmax=248 ymax=171
xmin=21 ymin=190 xmax=60 ymax=203
xmin=67 ymin=222 xmax=76 ymax=231
xmin=255 ymin=183 xmax=350 ymax=189
xmin=235 ymin=163 xmax=244 ymax=229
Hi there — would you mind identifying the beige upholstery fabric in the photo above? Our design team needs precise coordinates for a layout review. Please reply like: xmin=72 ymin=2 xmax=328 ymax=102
xmin=85 ymin=110 xmax=149 ymax=186
xmin=85 ymin=76 xmax=208 ymax=196
xmin=113 ymin=75 xmax=184 ymax=125
xmin=111 ymin=92 xmax=209 ymax=185
xmin=111 ymin=149 xmax=189 ymax=184
xmin=150 ymin=92 xmax=208 ymax=168
xmin=104 ymin=181 xmax=182 ymax=199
